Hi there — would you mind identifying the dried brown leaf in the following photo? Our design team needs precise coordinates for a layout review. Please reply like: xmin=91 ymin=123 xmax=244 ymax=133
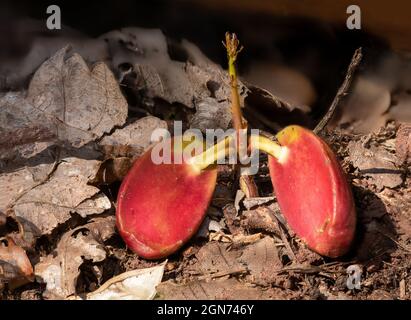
xmin=0 ymin=46 xmax=127 ymax=158
xmin=241 ymin=205 xmax=279 ymax=234
xmin=191 ymin=242 xmax=243 ymax=276
xmin=188 ymin=237 xmax=282 ymax=285
xmin=11 ymin=157 xmax=111 ymax=245
xmin=238 ymin=237 xmax=282 ymax=284
xmin=99 ymin=116 xmax=167 ymax=159
xmin=0 ymin=93 xmax=56 ymax=154
xmin=156 ymin=278 xmax=287 ymax=300
xmin=348 ymin=140 xmax=403 ymax=190
xmin=102 ymin=28 xmax=244 ymax=130
xmin=35 ymin=216 xmax=116 ymax=299
xmin=0 ymin=238 xmax=34 ymax=287
xmin=27 ymin=46 xmax=127 ymax=147
xmin=0 ymin=144 xmax=56 ymax=212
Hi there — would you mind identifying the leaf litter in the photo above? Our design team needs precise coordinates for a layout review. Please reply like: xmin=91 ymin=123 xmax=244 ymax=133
xmin=0 ymin=27 xmax=411 ymax=301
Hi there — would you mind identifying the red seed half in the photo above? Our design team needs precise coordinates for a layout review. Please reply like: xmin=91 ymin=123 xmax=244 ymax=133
xmin=268 ymin=125 xmax=356 ymax=257
xmin=116 ymin=137 xmax=217 ymax=259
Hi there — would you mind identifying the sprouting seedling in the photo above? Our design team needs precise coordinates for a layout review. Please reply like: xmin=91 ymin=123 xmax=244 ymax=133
xmin=224 ymin=32 xmax=259 ymax=197
xmin=224 ymin=32 xmax=245 ymax=133
xmin=223 ymin=32 xmax=356 ymax=257
xmin=115 ymin=33 xmax=357 ymax=260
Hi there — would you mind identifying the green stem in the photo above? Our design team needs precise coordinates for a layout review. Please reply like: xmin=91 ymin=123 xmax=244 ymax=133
xmin=249 ymin=134 xmax=288 ymax=162
xmin=188 ymin=135 xmax=234 ymax=172
xmin=225 ymin=32 xmax=245 ymax=132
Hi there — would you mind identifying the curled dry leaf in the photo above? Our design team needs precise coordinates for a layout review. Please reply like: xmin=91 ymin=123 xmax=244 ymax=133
xmin=92 ymin=157 xmax=133 ymax=184
xmin=35 ymin=216 xmax=116 ymax=299
xmin=348 ymin=140 xmax=403 ymax=190
xmin=241 ymin=205 xmax=279 ymax=234
xmin=11 ymin=157 xmax=111 ymax=247
xmin=94 ymin=116 xmax=167 ymax=183
xmin=73 ymin=262 xmax=166 ymax=300
xmin=0 ymin=238 xmax=34 ymax=288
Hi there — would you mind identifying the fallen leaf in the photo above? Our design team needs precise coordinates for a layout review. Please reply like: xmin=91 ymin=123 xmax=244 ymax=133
xmin=91 ymin=157 xmax=133 ymax=184
xmin=189 ymin=97 xmax=233 ymax=132
xmin=190 ymin=242 xmax=243 ymax=276
xmin=187 ymin=236 xmax=282 ymax=285
xmin=348 ymin=140 xmax=403 ymax=190
xmin=99 ymin=116 xmax=167 ymax=159
xmin=0 ymin=238 xmax=34 ymax=288
xmin=11 ymin=157 xmax=111 ymax=247
xmin=27 ymin=46 xmax=128 ymax=147
xmin=76 ymin=262 xmax=166 ymax=300
xmin=102 ymin=28 xmax=245 ymax=130
xmin=0 ymin=143 xmax=56 ymax=212
xmin=0 ymin=93 xmax=56 ymax=155
xmin=238 ymin=237 xmax=282 ymax=284
xmin=156 ymin=278 xmax=288 ymax=300
xmin=35 ymin=216 xmax=116 ymax=299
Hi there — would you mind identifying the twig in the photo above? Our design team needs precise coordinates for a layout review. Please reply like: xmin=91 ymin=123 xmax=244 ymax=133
xmin=314 ymin=48 xmax=363 ymax=134
xmin=267 ymin=209 xmax=298 ymax=262
xmin=197 ymin=268 xmax=247 ymax=280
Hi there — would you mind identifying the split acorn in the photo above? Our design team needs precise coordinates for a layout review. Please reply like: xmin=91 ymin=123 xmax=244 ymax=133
xmin=116 ymin=33 xmax=357 ymax=259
